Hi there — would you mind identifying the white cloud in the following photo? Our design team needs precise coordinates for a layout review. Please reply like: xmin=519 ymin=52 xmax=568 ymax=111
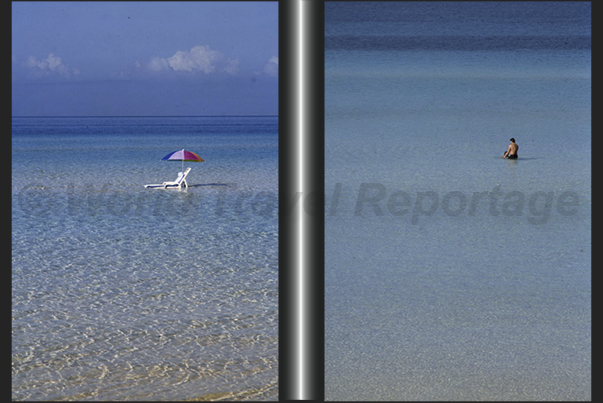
xmin=147 ymin=45 xmax=238 ymax=75
xmin=148 ymin=56 xmax=170 ymax=72
xmin=25 ymin=53 xmax=78 ymax=78
xmin=263 ymin=55 xmax=278 ymax=77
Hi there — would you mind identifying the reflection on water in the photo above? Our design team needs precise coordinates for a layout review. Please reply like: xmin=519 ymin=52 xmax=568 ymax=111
xmin=13 ymin=116 xmax=278 ymax=400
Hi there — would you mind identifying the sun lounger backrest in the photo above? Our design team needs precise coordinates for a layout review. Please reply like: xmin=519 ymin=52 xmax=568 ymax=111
xmin=173 ymin=167 xmax=190 ymax=185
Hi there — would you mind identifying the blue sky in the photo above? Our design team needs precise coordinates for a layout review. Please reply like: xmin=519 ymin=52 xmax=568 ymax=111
xmin=12 ymin=1 xmax=278 ymax=116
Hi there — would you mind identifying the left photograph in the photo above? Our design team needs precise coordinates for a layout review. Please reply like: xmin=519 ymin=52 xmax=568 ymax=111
xmin=12 ymin=2 xmax=278 ymax=400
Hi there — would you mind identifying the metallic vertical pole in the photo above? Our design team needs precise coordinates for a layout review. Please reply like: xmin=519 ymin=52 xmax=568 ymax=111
xmin=280 ymin=0 xmax=324 ymax=400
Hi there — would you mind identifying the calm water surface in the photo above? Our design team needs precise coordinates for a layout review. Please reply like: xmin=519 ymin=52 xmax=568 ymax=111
xmin=12 ymin=116 xmax=278 ymax=400
xmin=325 ymin=2 xmax=590 ymax=400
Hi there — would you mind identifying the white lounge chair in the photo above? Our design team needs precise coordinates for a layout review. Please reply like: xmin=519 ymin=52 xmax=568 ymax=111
xmin=145 ymin=167 xmax=191 ymax=189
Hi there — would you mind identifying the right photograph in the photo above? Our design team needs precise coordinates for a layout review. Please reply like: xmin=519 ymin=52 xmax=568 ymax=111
xmin=324 ymin=2 xmax=590 ymax=401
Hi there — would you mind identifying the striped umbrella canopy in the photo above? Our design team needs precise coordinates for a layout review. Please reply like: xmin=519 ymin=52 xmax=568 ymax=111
xmin=161 ymin=149 xmax=205 ymax=171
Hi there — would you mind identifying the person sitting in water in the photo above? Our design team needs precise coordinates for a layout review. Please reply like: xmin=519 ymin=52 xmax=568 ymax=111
xmin=503 ymin=138 xmax=518 ymax=159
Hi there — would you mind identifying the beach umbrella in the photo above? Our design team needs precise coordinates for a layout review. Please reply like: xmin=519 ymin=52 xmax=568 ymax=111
xmin=161 ymin=149 xmax=205 ymax=172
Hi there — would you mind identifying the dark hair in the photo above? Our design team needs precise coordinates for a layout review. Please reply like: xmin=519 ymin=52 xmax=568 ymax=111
xmin=510 ymin=138 xmax=515 ymax=142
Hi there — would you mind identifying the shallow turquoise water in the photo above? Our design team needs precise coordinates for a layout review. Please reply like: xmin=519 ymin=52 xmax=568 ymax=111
xmin=325 ymin=2 xmax=590 ymax=400
xmin=12 ymin=116 xmax=278 ymax=400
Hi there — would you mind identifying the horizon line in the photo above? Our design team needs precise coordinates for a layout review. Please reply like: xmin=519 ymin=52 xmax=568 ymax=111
xmin=12 ymin=114 xmax=279 ymax=118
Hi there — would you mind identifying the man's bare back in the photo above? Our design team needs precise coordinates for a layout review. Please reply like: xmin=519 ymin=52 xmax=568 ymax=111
xmin=503 ymin=138 xmax=518 ymax=159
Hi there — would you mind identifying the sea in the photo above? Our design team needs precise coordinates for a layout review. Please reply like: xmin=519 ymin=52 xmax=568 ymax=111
xmin=12 ymin=116 xmax=278 ymax=400
xmin=325 ymin=2 xmax=590 ymax=401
